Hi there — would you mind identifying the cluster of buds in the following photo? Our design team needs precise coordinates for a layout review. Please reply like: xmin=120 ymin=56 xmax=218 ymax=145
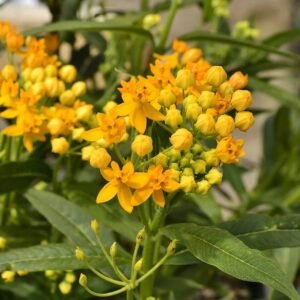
xmin=45 ymin=270 xmax=76 ymax=295
xmin=81 ymin=39 xmax=254 ymax=213
xmin=1 ymin=270 xmax=28 ymax=283
xmin=0 ymin=21 xmax=93 ymax=153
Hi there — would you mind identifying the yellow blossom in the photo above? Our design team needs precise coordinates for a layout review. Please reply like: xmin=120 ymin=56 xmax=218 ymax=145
xmin=71 ymin=81 xmax=87 ymax=97
xmin=235 ymin=111 xmax=254 ymax=131
xmin=97 ymin=161 xmax=149 ymax=213
xmin=231 ymin=90 xmax=252 ymax=111
xmin=196 ymin=180 xmax=211 ymax=194
xmin=197 ymin=91 xmax=215 ymax=109
xmin=195 ymin=113 xmax=216 ymax=135
xmin=81 ymin=145 xmax=95 ymax=161
xmin=170 ymin=128 xmax=193 ymax=150
xmin=158 ymin=87 xmax=176 ymax=107
xmin=165 ymin=105 xmax=183 ymax=129
xmin=59 ymin=90 xmax=76 ymax=106
xmin=229 ymin=71 xmax=248 ymax=90
xmin=2 ymin=64 xmax=17 ymax=81
xmin=206 ymin=66 xmax=227 ymax=87
xmin=205 ymin=168 xmax=223 ymax=184
xmin=59 ymin=281 xmax=72 ymax=295
xmin=131 ymin=135 xmax=153 ymax=157
xmin=89 ymin=148 xmax=111 ymax=169
xmin=181 ymin=48 xmax=202 ymax=64
xmin=1 ymin=271 xmax=15 ymax=283
xmin=216 ymin=136 xmax=245 ymax=163
xmin=51 ymin=137 xmax=69 ymax=154
xmin=132 ymin=165 xmax=180 ymax=207
xmin=215 ymin=115 xmax=235 ymax=137
xmin=180 ymin=174 xmax=196 ymax=193
xmin=59 ymin=65 xmax=77 ymax=83
xmin=175 ymin=69 xmax=194 ymax=89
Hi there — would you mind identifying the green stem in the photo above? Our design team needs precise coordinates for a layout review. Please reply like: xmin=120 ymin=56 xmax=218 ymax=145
xmin=113 ymin=144 xmax=126 ymax=165
xmin=52 ymin=155 xmax=63 ymax=192
xmin=83 ymin=284 xmax=128 ymax=297
xmin=157 ymin=0 xmax=181 ymax=52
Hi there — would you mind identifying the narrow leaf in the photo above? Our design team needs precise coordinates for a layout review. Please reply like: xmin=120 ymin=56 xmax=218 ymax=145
xmin=162 ymin=224 xmax=300 ymax=299
xmin=263 ymin=28 xmax=300 ymax=48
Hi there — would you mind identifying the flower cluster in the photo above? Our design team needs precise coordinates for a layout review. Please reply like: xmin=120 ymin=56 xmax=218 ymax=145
xmin=82 ymin=40 xmax=254 ymax=213
xmin=0 ymin=21 xmax=92 ymax=152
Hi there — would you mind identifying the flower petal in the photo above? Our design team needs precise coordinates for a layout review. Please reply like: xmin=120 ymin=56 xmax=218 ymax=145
xmin=81 ymin=128 xmax=103 ymax=141
xmin=96 ymin=182 xmax=118 ymax=203
xmin=1 ymin=109 xmax=18 ymax=119
xmin=114 ymin=103 xmax=133 ymax=116
xmin=127 ymin=173 xmax=149 ymax=189
xmin=132 ymin=187 xmax=153 ymax=206
xmin=23 ymin=134 xmax=33 ymax=152
xmin=122 ymin=161 xmax=134 ymax=176
xmin=100 ymin=168 xmax=115 ymax=181
xmin=2 ymin=125 xmax=23 ymax=136
xmin=117 ymin=184 xmax=133 ymax=213
xmin=132 ymin=106 xmax=147 ymax=134
xmin=152 ymin=189 xmax=165 ymax=208
xmin=143 ymin=103 xmax=165 ymax=121
xmin=163 ymin=180 xmax=181 ymax=193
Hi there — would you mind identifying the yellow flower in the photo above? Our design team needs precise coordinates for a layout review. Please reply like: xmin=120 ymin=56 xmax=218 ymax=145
xmin=165 ymin=105 xmax=183 ymax=129
xmin=81 ymin=145 xmax=95 ymax=161
xmin=1 ymin=271 xmax=15 ymax=283
xmin=175 ymin=69 xmax=194 ymax=89
xmin=205 ymin=168 xmax=223 ymax=184
xmin=0 ymin=237 xmax=6 ymax=250
xmin=115 ymin=77 xmax=164 ymax=133
xmin=229 ymin=71 xmax=248 ymax=90
xmin=82 ymin=112 xmax=126 ymax=145
xmin=206 ymin=66 xmax=227 ymax=87
xmin=6 ymin=29 xmax=24 ymax=52
xmin=215 ymin=115 xmax=235 ymax=137
xmin=158 ymin=87 xmax=176 ymax=107
xmin=216 ymin=136 xmax=245 ymax=163
xmin=97 ymin=161 xmax=149 ymax=213
xmin=132 ymin=165 xmax=180 ymax=207
xmin=195 ymin=113 xmax=216 ymax=135
xmin=185 ymin=102 xmax=202 ymax=121
xmin=181 ymin=48 xmax=202 ymax=64
xmin=131 ymin=135 xmax=153 ymax=157
xmin=51 ymin=137 xmax=69 ymax=154
xmin=71 ymin=81 xmax=87 ymax=97
xmin=89 ymin=147 xmax=111 ymax=169
xmin=235 ymin=111 xmax=254 ymax=131
xmin=59 ymin=90 xmax=76 ymax=106
xmin=197 ymin=91 xmax=215 ymax=109
xmin=2 ymin=64 xmax=17 ymax=81
xmin=196 ymin=180 xmax=211 ymax=194
xmin=59 ymin=281 xmax=72 ymax=295
xmin=170 ymin=128 xmax=193 ymax=150
xmin=231 ymin=90 xmax=252 ymax=111
xmin=59 ymin=65 xmax=77 ymax=83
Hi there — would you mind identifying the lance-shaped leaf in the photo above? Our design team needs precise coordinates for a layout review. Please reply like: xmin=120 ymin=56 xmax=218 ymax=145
xmin=162 ymin=224 xmax=300 ymax=300
xmin=25 ymin=189 xmax=113 ymax=248
xmin=0 ymin=160 xmax=52 ymax=194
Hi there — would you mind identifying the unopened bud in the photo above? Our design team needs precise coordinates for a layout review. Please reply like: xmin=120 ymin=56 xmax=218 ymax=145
xmin=45 ymin=65 xmax=57 ymax=77
xmin=134 ymin=259 xmax=143 ymax=272
xmin=75 ymin=247 xmax=85 ymax=261
xmin=181 ymin=48 xmax=202 ymax=64
xmin=17 ymin=270 xmax=28 ymax=276
xmin=196 ymin=180 xmax=211 ymax=194
xmin=215 ymin=115 xmax=235 ymax=137
xmin=81 ymin=145 xmax=94 ymax=161
xmin=110 ymin=242 xmax=117 ymax=258
xmin=0 ymin=237 xmax=6 ymax=250
xmin=158 ymin=88 xmax=176 ymax=107
xmin=91 ymin=219 xmax=100 ymax=233
xmin=167 ymin=240 xmax=177 ymax=255
xmin=2 ymin=64 xmax=17 ymax=81
xmin=71 ymin=81 xmax=87 ymax=97
xmin=59 ymin=65 xmax=77 ymax=83
xmin=229 ymin=71 xmax=248 ymax=90
xmin=235 ymin=111 xmax=254 ymax=131
xmin=218 ymin=81 xmax=234 ymax=97
xmin=185 ymin=102 xmax=202 ymax=121
xmin=198 ymin=91 xmax=215 ymax=109
xmin=195 ymin=114 xmax=216 ymax=135
xmin=131 ymin=135 xmax=153 ymax=157
xmin=175 ymin=69 xmax=194 ymax=89
xmin=31 ymin=82 xmax=46 ymax=98
xmin=1 ymin=271 xmax=15 ymax=283
xmin=192 ymin=160 xmax=206 ymax=174
xmin=136 ymin=228 xmax=145 ymax=243
xmin=89 ymin=147 xmax=111 ymax=169
xmin=231 ymin=90 xmax=252 ymax=111
xmin=170 ymin=128 xmax=193 ymax=151
xmin=65 ymin=272 xmax=76 ymax=284
xmin=180 ymin=175 xmax=196 ymax=192
xmin=59 ymin=90 xmax=76 ymax=106
xmin=59 ymin=281 xmax=72 ymax=295
xmin=51 ymin=137 xmax=69 ymax=155
xmin=206 ymin=66 xmax=227 ymax=87
xmin=165 ymin=106 xmax=183 ymax=129
xmin=30 ymin=67 xmax=45 ymax=83
xmin=205 ymin=168 xmax=223 ymax=185
xmin=153 ymin=153 xmax=168 ymax=167
xmin=79 ymin=273 xmax=87 ymax=286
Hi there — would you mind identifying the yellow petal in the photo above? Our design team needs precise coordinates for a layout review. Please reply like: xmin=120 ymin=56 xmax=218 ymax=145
xmin=122 ymin=161 xmax=134 ymax=176
xmin=81 ymin=128 xmax=103 ymax=141
xmin=163 ymin=180 xmax=181 ymax=193
xmin=96 ymin=182 xmax=118 ymax=203
xmin=127 ymin=173 xmax=149 ymax=189
xmin=143 ymin=103 xmax=165 ymax=121
xmin=114 ymin=103 xmax=133 ymax=116
xmin=100 ymin=168 xmax=115 ymax=181
xmin=117 ymin=184 xmax=133 ymax=213
xmin=132 ymin=187 xmax=153 ymax=206
xmin=23 ymin=134 xmax=33 ymax=152
xmin=1 ymin=109 xmax=18 ymax=119
xmin=132 ymin=106 xmax=147 ymax=134
xmin=152 ymin=189 xmax=165 ymax=207
xmin=2 ymin=125 xmax=23 ymax=136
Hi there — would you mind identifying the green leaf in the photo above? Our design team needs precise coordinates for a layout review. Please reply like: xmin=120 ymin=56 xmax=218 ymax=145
xmin=179 ymin=31 xmax=300 ymax=61
xmin=0 ymin=160 xmax=52 ymax=194
xmin=162 ymin=224 xmax=300 ymax=299
xmin=263 ymin=28 xmax=300 ymax=48
xmin=165 ymin=250 xmax=200 ymax=265
xmin=248 ymin=77 xmax=300 ymax=110
xmin=25 ymin=189 xmax=102 ymax=247
xmin=0 ymin=243 xmax=109 ymax=272
xmin=220 ymin=214 xmax=300 ymax=250
xmin=24 ymin=20 xmax=154 ymax=45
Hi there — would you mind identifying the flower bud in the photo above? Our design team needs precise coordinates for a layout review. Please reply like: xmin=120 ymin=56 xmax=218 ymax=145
xmin=23 ymin=81 xmax=32 ymax=90
xmin=158 ymin=88 xmax=176 ymax=107
xmin=51 ymin=137 xmax=69 ymax=154
xmin=91 ymin=219 xmax=100 ymax=234
xmin=170 ymin=128 xmax=193 ymax=151
xmin=2 ymin=64 xmax=17 ymax=81
xmin=182 ymin=167 xmax=194 ymax=176
xmin=1 ymin=271 xmax=15 ymax=283
xmin=169 ymin=168 xmax=180 ymax=182
xmin=45 ymin=270 xmax=57 ymax=279
xmin=72 ymin=127 xmax=85 ymax=141
xmin=180 ymin=157 xmax=191 ymax=168
xmin=218 ymin=81 xmax=234 ymax=97
xmin=231 ymin=90 xmax=252 ymax=111
xmin=65 ymin=272 xmax=76 ymax=284
xmin=167 ymin=240 xmax=177 ymax=255
xmin=180 ymin=175 xmax=196 ymax=192
xmin=202 ymin=149 xmax=219 ymax=166
xmin=191 ymin=144 xmax=203 ymax=154
xmin=153 ymin=153 xmax=168 ymax=167
xmin=58 ymin=80 xmax=65 ymax=94
xmin=165 ymin=107 xmax=183 ymax=129
xmin=215 ymin=115 xmax=235 ymax=137
xmin=72 ymin=81 xmax=87 ymax=97
xmin=206 ymin=66 xmax=227 ymax=87
xmin=131 ymin=135 xmax=153 ymax=157
xmin=22 ymin=68 xmax=31 ymax=81
xmin=59 ymin=90 xmax=76 ymax=106
xmin=192 ymin=160 xmax=206 ymax=174
xmin=79 ymin=273 xmax=87 ymax=286
xmin=59 ymin=65 xmax=77 ymax=83
xmin=166 ymin=149 xmax=181 ymax=162
xmin=31 ymin=82 xmax=46 ymax=97
xmin=110 ymin=242 xmax=117 ymax=258
xmin=183 ymin=95 xmax=197 ymax=107
xmin=136 ymin=228 xmax=145 ymax=243
xmin=186 ymin=102 xmax=202 ymax=121
xmin=30 ymin=67 xmax=45 ymax=83
xmin=197 ymin=91 xmax=215 ymax=109
xmin=175 ymin=69 xmax=194 ymax=89
xmin=196 ymin=180 xmax=211 ymax=194
xmin=181 ymin=48 xmax=202 ymax=64
xmin=195 ymin=114 xmax=216 ymax=135
xmin=134 ymin=259 xmax=143 ymax=272
xmin=81 ymin=145 xmax=94 ymax=161
xmin=75 ymin=247 xmax=85 ymax=261
xmin=169 ymin=162 xmax=180 ymax=170
xmin=0 ymin=237 xmax=6 ymax=250
xmin=76 ymin=105 xmax=93 ymax=122
xmin=47 ymin=118 xmax=65 ymax=136
xmin=45 ymin=65 xmax=57 ymax=77
xmin=205 ymin=168 xmax=223 ymax=185
xmin=103 ymin=101 xmax=117 ymax=113
xmin=16 ymin=270 xmax=28 ymax=276
xmin=59 ymin=281 xmax=72 ymax=295
xmin=229 ymin=72 xmax=248 ymax=90
xmin=44 ymin=77 xmax=60 ymax=97
xmin=89 ymin=147 xmax=111 ymax=169
xmin=235 ymin=111 xmax=254 ymax=131
xmin=143 ymin=14 xmax=161 ymax=29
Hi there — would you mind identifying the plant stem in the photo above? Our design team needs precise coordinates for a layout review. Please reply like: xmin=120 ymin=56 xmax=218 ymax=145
xmin=157 ymin=0 xmax=181 ymax=52
xmin=113 ymin=144 xmax=126 ymax=164
xmin=83 ymin=284 xmax=128 ymax=297
xmin=140 ymin=0 xmax=149 ymax=10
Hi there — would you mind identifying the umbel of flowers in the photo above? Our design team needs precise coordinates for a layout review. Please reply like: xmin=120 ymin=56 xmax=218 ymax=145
xmin=81 ymin=39 xmax=254 ymax=213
